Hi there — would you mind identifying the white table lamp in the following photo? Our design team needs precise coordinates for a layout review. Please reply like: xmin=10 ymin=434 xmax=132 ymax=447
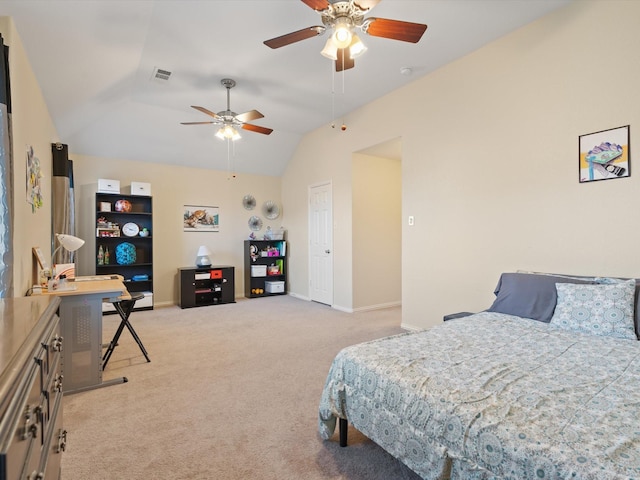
xmin=53 ymin=233 xmax=85 ymax=262
xmin=196 ymin=245 xmax=212 ymax=267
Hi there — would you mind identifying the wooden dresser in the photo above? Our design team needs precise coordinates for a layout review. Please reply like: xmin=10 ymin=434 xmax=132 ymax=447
xmin=0 ymin=295 xmax=65 ymax=480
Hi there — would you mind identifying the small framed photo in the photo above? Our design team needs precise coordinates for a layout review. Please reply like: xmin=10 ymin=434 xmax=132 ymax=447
xmin=579 ymin=125 xmax=630 ymax=183
xmin=183 ymin=205 xmax=219 ymax=232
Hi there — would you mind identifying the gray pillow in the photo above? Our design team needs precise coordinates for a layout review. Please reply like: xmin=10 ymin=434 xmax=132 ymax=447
xmin=486 ymin=272 xmax=595 ymax=323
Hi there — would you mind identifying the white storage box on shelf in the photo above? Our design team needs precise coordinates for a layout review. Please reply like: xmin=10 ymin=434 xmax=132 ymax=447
xmin=265 ymin=281 xmax=285 ymax=293
xmin=125 ymin=182 xmax=151 ymax=196
xmin=251 ymin=265 xmax=267 ymax=277
xmin=98 ymin=178 xmax=120 ymax=194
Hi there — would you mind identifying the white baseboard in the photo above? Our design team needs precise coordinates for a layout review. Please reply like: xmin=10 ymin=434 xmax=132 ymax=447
xmin=288 ymin=292 xmax=311 ymax=301
xmin=352 ymin=301 xmax=401 ymax=313
xmin=400 ymin=322 xmax=425 ymax=332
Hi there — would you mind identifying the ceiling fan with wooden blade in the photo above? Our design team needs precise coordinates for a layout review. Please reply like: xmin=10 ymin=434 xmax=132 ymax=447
xmin=181 ymin=78 xmax=273 ymax=139
xmin=264 ymin=0 xmax=427 ymax=72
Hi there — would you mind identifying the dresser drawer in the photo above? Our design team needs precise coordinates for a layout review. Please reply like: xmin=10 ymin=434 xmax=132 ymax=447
xmin=0 ymin=361 xmax=44 ymax=480
xmin=38 ymin=391 xmax=64 ymax=480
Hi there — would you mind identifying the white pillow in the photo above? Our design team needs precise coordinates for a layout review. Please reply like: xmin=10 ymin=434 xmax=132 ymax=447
xmin=550 ymin=280 xmax=637 ymax=340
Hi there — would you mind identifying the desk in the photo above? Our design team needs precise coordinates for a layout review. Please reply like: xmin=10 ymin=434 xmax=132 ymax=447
xmin=44 ymin=277 xmax=128 ymax=394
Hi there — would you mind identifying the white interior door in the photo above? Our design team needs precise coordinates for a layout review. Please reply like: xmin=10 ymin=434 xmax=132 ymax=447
xmin=309 ymin=182 xmax=333 ymax=305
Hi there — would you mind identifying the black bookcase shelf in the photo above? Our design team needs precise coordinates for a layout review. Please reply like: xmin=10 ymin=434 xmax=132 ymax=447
xmin=95 ymin=192 xmax=153 ymax=312
xmin=243 ymin=240 xmax=287 ymax=298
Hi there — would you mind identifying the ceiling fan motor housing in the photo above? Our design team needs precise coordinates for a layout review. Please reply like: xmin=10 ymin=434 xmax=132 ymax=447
xmin=321 ymin=2 xmax=366 ymax=30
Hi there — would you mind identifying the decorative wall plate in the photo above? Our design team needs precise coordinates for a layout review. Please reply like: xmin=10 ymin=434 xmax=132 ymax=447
xmin=262 ymin=200 xmax=280 ymax=220
xmin=248 ymin=215 xmax=263 ymax=231
xmin=243 ymin=195 xmax=256 ymax=210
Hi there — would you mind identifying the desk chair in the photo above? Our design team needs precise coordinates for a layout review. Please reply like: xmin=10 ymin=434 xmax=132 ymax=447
xmin=102 ymin=292 xmax=151 ymax=371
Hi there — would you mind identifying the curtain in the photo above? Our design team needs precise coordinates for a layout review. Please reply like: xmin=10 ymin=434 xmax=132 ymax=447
xmin=0 ymin=34 xmax=13 ymax=298
xmin=52 ymin=143 xmax=76 ymax=265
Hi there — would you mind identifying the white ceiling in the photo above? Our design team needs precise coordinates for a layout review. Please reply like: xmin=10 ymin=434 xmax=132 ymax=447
xmin=0 ymin=0 xmax=570 ymax=176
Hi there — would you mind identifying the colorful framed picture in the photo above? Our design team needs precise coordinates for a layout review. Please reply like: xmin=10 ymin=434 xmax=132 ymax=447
xmin=183 ymin=205 xmax=219 ymax=232
xmin=579 ymin=125 xmax=630 ymax=183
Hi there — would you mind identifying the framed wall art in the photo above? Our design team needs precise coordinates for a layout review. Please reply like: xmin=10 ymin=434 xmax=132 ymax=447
xmin=579 ymin=125 xmax=630 ymax=183
xmin=183 ymin=205 xmax=219 ymax=232
xmin=26 ymin=145 xmax=44 ymax=213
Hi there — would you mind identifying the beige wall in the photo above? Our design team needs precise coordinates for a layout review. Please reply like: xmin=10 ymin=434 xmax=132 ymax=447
xmin=1 ymin=17 xmax=59 ymax=297
xmin=282 ymin=1 xmax=640 ymax=329
xmin=71 ymin=154 xmax=282 ymax=306
xmin=352 ymin=153 xmax=401 ymax=310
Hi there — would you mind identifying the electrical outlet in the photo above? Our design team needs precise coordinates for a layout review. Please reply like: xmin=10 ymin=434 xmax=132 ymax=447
xmin=408 ymin=216 xmax=414 ymax=226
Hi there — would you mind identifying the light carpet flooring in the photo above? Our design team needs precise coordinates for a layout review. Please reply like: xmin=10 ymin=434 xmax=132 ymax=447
xmin=61 ymin=295 xmax=422 ymax=479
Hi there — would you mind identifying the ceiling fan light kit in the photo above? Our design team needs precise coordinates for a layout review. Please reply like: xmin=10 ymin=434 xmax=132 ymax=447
xmin=264 ymin=0 xmax=427 ymax=71
xmin=215 ymin=124 xmax=241 ymax=141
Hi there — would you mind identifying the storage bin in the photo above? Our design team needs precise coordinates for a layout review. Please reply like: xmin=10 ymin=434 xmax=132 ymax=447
xmin=251 ymin=265 xmax=267 ymax=277
xmin=265 ymin=281 xmax=285 ymax=293
xmin=126 ymin=182 xmax=151 ymax=196
xmin=210 ymin=269 xmax=222 ymax=279
xmin=136 ymin=291 xmax=154 ymax=308
xmin=98 ymin=178 xmax=120 ymax=193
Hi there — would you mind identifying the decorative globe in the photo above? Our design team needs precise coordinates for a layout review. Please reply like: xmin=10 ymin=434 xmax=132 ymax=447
xmin=115 ymin=199 xmax=132 ymax=212
xmin=115 ymin=242 xmax=136 ymax=265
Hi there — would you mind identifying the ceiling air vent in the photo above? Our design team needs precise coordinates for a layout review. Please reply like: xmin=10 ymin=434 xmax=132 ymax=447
xmin=151 ymin=67 xmax=172 ymax=81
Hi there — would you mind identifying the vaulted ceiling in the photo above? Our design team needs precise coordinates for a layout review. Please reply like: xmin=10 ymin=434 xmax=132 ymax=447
xmin=1 ymin=0 xmax=570 ymax=176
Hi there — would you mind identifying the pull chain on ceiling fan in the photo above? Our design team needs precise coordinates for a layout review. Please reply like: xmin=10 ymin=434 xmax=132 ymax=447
xmin=180 ymin=78 xmax=273 ymax=139
xmin=264 ymin=0 xmax=427 ymax=72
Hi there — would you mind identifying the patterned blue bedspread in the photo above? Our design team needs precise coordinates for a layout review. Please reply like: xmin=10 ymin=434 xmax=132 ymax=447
xmin=318 ymin=312 xmax=640 ymax=480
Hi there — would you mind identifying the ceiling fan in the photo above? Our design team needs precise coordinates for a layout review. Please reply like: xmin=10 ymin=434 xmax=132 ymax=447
xmin=181 ymin=78 xmax=273 ymax=140
xmin=264 ymin=0 xmax=428 ymax=72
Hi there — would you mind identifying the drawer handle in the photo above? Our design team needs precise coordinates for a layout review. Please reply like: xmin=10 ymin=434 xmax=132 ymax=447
xmin=57 ymin=429 xmax=68 ymax=453
xmin=22 ymin=405 xmax=40 ymax=440
xmin=54 ymin=374 xmax=64 ymax=392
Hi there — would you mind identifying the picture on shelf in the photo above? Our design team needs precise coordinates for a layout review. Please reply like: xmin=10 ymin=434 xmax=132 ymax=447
xmin=184 ymin=205 xmax=219 ymax=232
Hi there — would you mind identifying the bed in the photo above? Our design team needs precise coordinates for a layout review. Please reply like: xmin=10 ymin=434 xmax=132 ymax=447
xmin=318 ymin=272 xmax=640 ymax=480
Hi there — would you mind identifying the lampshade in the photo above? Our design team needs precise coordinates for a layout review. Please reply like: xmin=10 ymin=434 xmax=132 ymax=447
xmin=348 ymin=34 xmax=367 ymax=59
xmin=196 ymin=245 xmax=212 ymax=267
xmin=320 ymin=37 xmax=338 ymax=60
xmin=51 ymin=233 xmax=85 ymax=272
xmin=215 ymin=125 xmax=241 ymax=141
xmin=56 ymin=233 xmax=85 ymax=252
